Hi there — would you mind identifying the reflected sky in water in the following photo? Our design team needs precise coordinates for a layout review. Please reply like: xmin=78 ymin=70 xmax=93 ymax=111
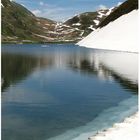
xmin=2 ymin=44 xmax=138 ymax=140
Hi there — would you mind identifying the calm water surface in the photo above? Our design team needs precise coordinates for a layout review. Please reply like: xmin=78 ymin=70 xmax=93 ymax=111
xmin=2 ymin=44 xmax=138 ymax=140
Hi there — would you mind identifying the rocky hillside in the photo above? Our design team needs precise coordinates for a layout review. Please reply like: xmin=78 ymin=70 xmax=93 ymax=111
xmin=77 ymin=0 xmax=138 ymax=52
xmin=1 ymin=0 xmax=124 ymax=43
xmin=64 ymin=8 xmax=116 ymax=37
xmin=98 ymin=0 xmax=138 ymax=28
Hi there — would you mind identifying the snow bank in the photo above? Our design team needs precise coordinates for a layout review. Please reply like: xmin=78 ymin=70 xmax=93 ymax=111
xmin=89 ymin=113 xmax=139 ymax=140
xmin=77 ymin=10 xmax=138 ymax=53
xmin=45 ymin=95 xmax=137 ymax=140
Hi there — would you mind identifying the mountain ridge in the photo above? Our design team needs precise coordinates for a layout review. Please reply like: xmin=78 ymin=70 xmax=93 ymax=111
xmin=77 ymin=0 xmax=138 ymax=52
xmin=2 ymin=0 xmax=137 ymax=44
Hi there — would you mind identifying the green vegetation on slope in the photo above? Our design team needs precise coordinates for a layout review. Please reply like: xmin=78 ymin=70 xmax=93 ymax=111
xmin=2 ymin=0 xmax=138 ymax=44
xmin=1 ymin=0 xmax=55 ymax=43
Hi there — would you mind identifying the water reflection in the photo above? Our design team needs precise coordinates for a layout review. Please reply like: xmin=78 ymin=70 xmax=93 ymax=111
xmin=68 ymin=51 xmax=138 ymax=93
xmin=1 ymin=44 xmax=138 ymax=140
xmin=2 ymin=45 xmax=138 ymax=93
xmin=2 ymin=54 xmax=54 ymax=91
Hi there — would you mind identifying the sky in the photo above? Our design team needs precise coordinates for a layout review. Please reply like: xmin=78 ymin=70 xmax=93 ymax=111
xmin=14 ymin=0 xmax=126 ymax=22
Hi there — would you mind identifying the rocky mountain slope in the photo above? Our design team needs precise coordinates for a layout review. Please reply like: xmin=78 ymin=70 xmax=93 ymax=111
xmin=77 ymin=0 xmax=138 ymax=52
xmin=99 ymin=0 xmax=138 ymax=28
xmin=64 ymin=8 xmax=116 ymax=37
xmin=1 ymin=0 xmax=121 ymax=43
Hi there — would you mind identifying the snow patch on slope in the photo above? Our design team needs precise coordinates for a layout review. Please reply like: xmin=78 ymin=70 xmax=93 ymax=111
xmin=106 ymin=7 xmax=115 ymax=16
xmin=88 ymin=25 xmax=95 ymax=31
xmin=1 ymin=3 xmax=4 ymax=7
xmin=93 ymin=20 xmax=100 ymax=25
xmin=73 ymin=23 xmax=81 ymax=26
xmin=97 ymin=11 xmax=105 ymax=18
xmin=117 ymin=2 xmax=123 ymax=6
xmin=77 ymin=10 xmax=138 ymax=53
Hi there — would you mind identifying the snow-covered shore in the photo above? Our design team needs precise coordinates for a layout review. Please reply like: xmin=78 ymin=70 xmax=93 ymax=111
xmin=89 ymin=113 xmax=139 ymax=140
xmin=77 ymin=10 xmax=138 ymax=53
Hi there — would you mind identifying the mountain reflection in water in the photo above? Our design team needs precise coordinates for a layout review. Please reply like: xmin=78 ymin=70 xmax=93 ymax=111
xmin=1 ymin=44 xmax=138 ymax=140
xmin=2 ymin=45 xmax=138 ymax=93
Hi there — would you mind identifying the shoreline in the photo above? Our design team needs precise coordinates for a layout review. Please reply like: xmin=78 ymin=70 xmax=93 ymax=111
xmin=1 ymin=41 xmax=78 ymax=45
xmin=88 ymin=113 xmax=139 ymax=140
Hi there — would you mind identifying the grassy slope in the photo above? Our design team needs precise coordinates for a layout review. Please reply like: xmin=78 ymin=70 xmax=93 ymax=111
xmin=1 ymin=0 xmax=81 ymax=43
xmin=2 ymin=0 xmax=138 ymax=44
xmin=1 ymin=0 xmax=55 ymax=42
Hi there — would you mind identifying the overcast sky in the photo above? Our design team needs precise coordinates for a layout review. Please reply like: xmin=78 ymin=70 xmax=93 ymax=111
xmin=14 ymin=0 xmax=126 ymax=21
